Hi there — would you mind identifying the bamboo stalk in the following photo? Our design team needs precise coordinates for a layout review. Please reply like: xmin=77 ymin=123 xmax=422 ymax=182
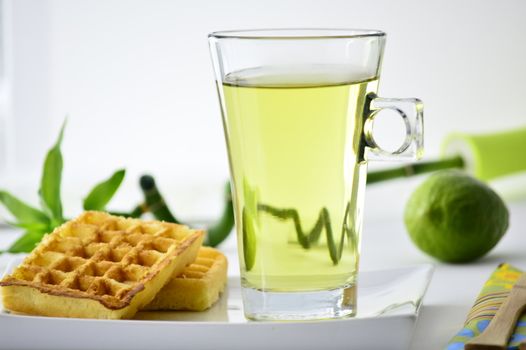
xmin=367 ymin=155 xmax=465 ymax=184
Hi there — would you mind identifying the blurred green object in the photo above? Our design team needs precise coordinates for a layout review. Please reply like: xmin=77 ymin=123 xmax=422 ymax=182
xmin=205 ymin=182 xmax=234 ymax=247
xmin=404 ymin=170 xmax=509 ymax=263
xmin=368 ymin=126 xmax=526 ymax=183
xmin=138 ymin=175 xmax=234 ymax=248
xmin=442 ymin=127 xmax=526 ymax=181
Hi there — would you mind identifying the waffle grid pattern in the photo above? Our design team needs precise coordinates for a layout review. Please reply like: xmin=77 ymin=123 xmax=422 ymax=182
xmin=2 ymin=211 xmax=196 ymax=309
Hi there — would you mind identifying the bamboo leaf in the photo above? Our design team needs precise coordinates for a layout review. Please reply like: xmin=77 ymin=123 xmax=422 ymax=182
xmin=39 ymin=121 xmax=66 ymax=224
xmin=139 ymin=175 xmax=180 ymax=223
xmin=7 ymin=230 xmax=47 ymax=253
xmin=0 ymin=190 xmax=50 ymax=226
xmin=205 ymin=182 xmax=234 ymax=247
xmin=83 ymin=169 xmax=126 ymax=211
xmin=6 ymin=220 xmax=51 ymax=232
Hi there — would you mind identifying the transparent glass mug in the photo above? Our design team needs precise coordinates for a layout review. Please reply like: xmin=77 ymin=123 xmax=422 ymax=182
xmin=209 ymin=29 xmax=423 ymax=320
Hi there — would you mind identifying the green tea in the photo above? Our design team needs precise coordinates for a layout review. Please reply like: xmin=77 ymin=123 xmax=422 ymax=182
xmin=222 ymin=67 xmax=379 ymax=292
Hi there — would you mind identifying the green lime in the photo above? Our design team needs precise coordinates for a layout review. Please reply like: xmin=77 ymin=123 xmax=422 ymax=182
xmin=404 ymin=170 xmax=509 ymax=263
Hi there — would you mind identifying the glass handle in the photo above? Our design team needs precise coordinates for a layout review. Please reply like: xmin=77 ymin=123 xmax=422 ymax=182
xmin=363 ymin=93 xmax=424 ymax=161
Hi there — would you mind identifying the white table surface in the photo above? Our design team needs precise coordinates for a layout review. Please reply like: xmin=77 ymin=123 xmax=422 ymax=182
xmin=0 ymin=199 xmax=524 ymax=350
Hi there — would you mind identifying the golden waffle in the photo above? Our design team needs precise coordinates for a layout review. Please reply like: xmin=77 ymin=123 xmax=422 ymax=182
xmin=0 ymin=211 xmax=204 ymax=319
xmin=144 ymin=246 xmax=227 ymax=311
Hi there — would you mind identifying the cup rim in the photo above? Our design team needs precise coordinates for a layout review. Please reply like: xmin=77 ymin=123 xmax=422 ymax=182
xmin=208 ymin=28 xmax=386 ymax=40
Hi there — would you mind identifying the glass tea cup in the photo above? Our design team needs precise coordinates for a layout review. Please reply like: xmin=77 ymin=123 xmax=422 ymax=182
xmin=209 ymin=29 xmax=423 ymax=321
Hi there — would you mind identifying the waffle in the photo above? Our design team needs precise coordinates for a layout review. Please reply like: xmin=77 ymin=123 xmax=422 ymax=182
xmin=0 ymin=211 xmax=204 ymax=319
xmin=144 ymin=246 xmax=228 ymax=311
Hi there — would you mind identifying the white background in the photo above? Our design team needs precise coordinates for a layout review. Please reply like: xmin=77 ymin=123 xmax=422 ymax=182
xmin=1 ymin=0 xmax=525 ymax=221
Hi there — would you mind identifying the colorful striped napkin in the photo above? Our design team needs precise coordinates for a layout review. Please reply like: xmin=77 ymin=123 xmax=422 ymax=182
xmin=445 ymin=264 xmax=526 ymax=350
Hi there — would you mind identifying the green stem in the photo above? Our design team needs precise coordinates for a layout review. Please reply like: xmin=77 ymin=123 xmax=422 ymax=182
xmin=109 ymin=204 xmax=145 ymax=218
xmin=139 ymin=175 xmax=234 ymax=247
xmin=204 ymin=183 xmax=235 ymax=247
xmin=139 ymin=175 xmax=181 ymax=223
xmin=367 ymin=155 xmax=465 ymax=184
xmin=258 ymin=204 xmax=315 ymax=248
xmin=258 ymin=203 xmax=354 ymax=265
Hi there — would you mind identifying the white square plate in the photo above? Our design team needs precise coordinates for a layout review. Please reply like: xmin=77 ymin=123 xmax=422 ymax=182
xmin=0 ymin=257 xmax=432 ymax=350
